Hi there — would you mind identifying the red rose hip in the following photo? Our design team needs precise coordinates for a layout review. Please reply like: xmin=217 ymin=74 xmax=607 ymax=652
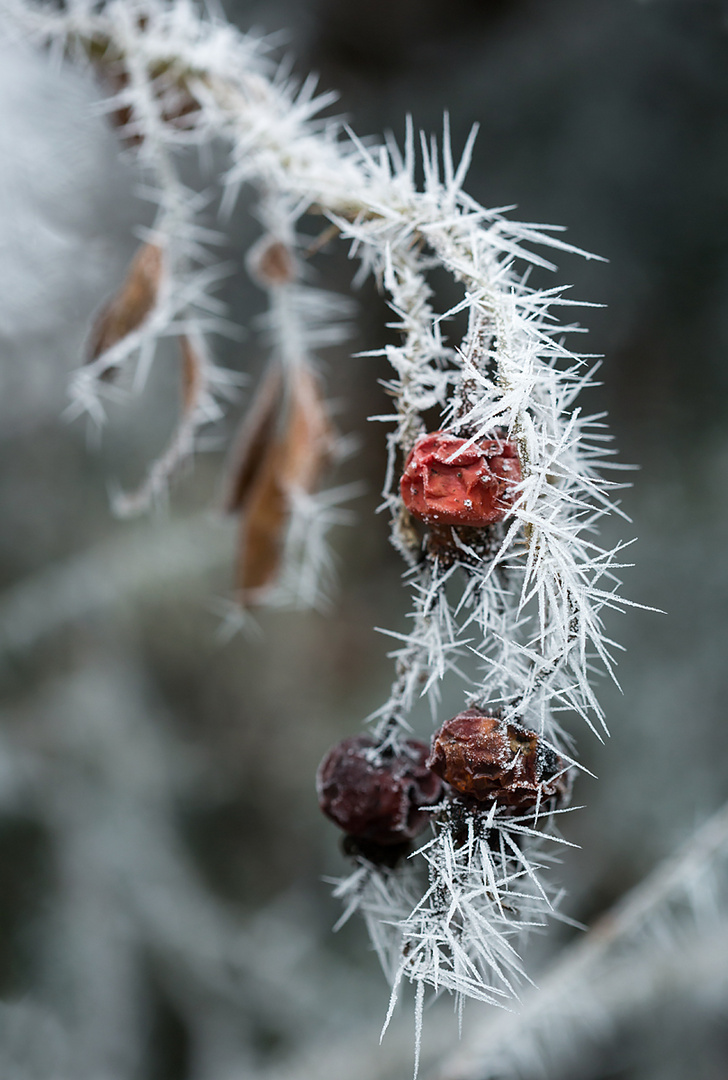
xmin=317 ymin=735 xmax=443 ymax=845
xmin=400 ymin=431 xmax=521 ymax=527
xmin=427 ymin=709 xmax=570 ymax=810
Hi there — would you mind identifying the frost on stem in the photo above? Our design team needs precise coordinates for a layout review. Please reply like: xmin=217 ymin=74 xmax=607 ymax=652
xmin=8 ymin=0 xmax=639 ymax=1066
xmin=15 ymin=0 xmax=359 ymax=608
xmin=445 ymin=799 xmax=728 ymax=1080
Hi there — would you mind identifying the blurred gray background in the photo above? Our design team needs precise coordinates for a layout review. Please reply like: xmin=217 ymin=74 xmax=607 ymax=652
xmin=1 ymin=0 xmax=728 ymax=1077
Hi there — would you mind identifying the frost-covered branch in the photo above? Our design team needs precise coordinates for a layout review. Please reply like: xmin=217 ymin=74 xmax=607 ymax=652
xmin=4 ymin=0 xmax=641 ymax=1068
xmin=444 ymin=799 xmax=728 ymax=1079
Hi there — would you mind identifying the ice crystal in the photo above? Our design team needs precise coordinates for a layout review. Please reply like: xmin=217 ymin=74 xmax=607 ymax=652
xmin=4 ymin=0 xmax=637 ymax=1066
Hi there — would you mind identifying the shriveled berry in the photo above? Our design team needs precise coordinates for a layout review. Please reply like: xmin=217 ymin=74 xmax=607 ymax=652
xmin=317 ymin=735 xmax=443 ymax=845
xmin=400 ymin=432 xmax=521 ymax=527
xmin=427 ymin=709 xmax=570 ymax=810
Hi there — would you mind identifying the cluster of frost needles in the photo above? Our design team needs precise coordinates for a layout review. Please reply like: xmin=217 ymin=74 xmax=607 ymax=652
xmin=4 ymin=0 xmax=643 ymax=1068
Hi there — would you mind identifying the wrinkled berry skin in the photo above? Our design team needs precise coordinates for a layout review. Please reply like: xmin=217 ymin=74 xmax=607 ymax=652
xmin=317 ymin=736 xmax=443 ymax=845
xmin=427 ymin=709 xmax=570 ymax=810
xmin=400 ymin=432 xmax=521 ymax=527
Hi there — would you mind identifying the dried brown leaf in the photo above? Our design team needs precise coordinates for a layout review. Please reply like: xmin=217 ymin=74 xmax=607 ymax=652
xmin=278 ymin=363 xmax=335 ymax=494
xmin=179 ymin=334 xmax=204 ymax=414
xmin=224 ymin=362 xmax=285 ymax=513
xmin=234 ymin=441 xmax=290 ymax=595
xmin=95 ymin=60 xmax=201 ymax=146
xmin=232 ymin=363 xmax=335 ymax=600
xmin=86 ymin=242 xmax=164 ymax=363
xmin=246 ymin=236 xmax=297 ymax=288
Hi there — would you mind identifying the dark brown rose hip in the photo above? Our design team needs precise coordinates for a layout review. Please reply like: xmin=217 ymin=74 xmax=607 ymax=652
xmin=317 ymin=735 xmax=443 ymax=845
xmin=427 ymin=709 xmax=570 ymax=810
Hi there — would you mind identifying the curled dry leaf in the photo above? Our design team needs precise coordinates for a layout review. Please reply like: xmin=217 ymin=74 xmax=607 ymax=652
xmin=224 ymin=363 xmax=285 ymax=514
xmin=225 ymin=362 xmax=334 ymax=600
xmin=179 ymin=333 xmax=204 ymax=414
xmin=283 ymin=363 xmax=335 ymax=493
xmin=86 ymin=242 xmax=165 ymax=365
xmin=93 ymin=54 xmax=202 ymax=147
xmin=246 ymin=235 xmax=297 ymax=288
xmin=234 ymin=436 xmax=290 ymax=596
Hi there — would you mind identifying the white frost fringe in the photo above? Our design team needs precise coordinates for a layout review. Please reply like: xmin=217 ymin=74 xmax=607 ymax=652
xmin=3 ymin=0 xmax=648 ymax=1067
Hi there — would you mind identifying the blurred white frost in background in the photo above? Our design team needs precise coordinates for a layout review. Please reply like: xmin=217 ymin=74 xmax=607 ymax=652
xmin=0 ymin=37 xmax=139 ymax=436
xmin=1 ymin=4 xmax=728 ymax=1080
xmin=0 ymin=29 xmax=423 ymax=1080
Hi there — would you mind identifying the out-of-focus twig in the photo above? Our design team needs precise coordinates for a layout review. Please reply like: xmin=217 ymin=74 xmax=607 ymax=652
xmin=0 ymin=514 xmax=230 ymax=656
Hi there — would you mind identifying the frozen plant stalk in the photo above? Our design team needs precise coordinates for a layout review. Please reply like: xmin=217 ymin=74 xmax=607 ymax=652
xmin=5 ymin=0 xmax=636 ymax=1066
